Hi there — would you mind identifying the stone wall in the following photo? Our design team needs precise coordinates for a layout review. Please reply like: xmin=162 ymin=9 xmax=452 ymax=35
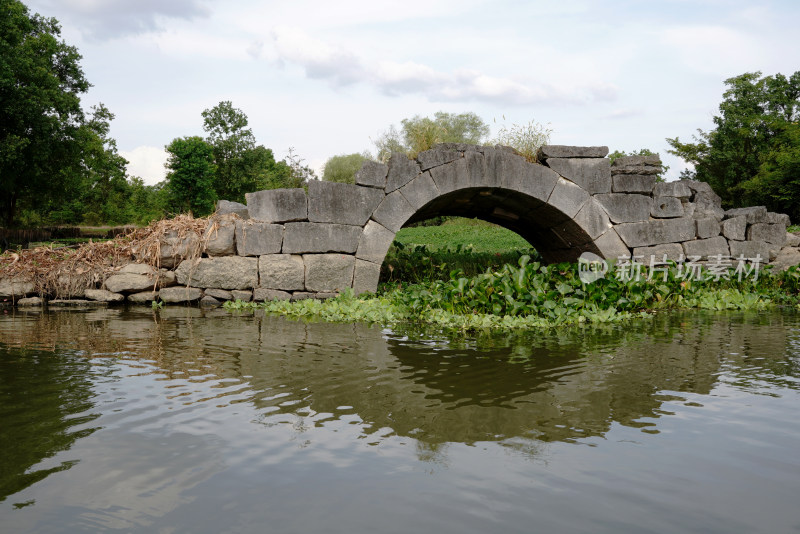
xmin=3 ymin=143 xmax=799 ymax=308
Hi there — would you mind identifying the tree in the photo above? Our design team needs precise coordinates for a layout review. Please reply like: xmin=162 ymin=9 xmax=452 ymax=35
xmin=0 ymin=0 xmax=90 ymax=227
xmin=373 ymin=111 xmax=490 ymax=161
xmin=322 ymin=153 xmax=371 ymax=184
xmin=164 ymin=136 xmax=217 ymax=216
xmin=667 ymin=71 xmax=800 ymax=212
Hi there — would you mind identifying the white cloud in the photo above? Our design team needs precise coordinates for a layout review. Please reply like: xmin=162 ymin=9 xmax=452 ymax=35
xmin=121 ymin=146 xmax=168 ymax=185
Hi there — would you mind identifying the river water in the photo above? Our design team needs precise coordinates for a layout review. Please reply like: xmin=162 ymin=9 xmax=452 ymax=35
xmin=0 ymin=307 xmax=799 ymax=533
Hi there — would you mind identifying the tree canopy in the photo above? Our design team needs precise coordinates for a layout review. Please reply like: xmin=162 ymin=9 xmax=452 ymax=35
xmin=373 ymin=111 xmax=490 ymax=161
xmin=165 ymin=136 xmax=217 ymax=216
xmin=322 ymin=153 xmax=371 ymax=184
xmin=667 ymin=71 xmax=800 ymax=218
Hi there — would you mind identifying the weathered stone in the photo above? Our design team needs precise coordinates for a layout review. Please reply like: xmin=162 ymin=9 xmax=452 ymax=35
xmin=399 ymin=172 xmax=440 ymax=211
xmin=573 ymin=199 xmax=612 ymax=240
xmin=546 ymin=158 xmax=611 ymax=194
xmin=766 ymin=212 xmax=791 ymax=226
xmin=721 ymin=217 xmax=747 ymax=241
xmin=204 ymin=216 xmax=236 ymax=256
xmin=17 ymin=296 xmax=43 ymax=307
xmin=724 ymin=206 xmax=768 ymax=223
xmin=770 ymin=247 xmax=800 ymax=271
xmin=290 ymin=292 xmax=317 ymax=301
xmin=611 ymin=174 xmax=656 ymax=194
xmin=416 ymin=149 xmax=461 ymax=171
xmin=696 ymin=217 xmax=721 ymax=239
xmin=48 ymin=299 xmax=107 ymax=308
xmin=495 ymin=153 xmax=559 ymax=202
xmin=84 ymin=289 xmax=125 ymax=302
xmin=748 ymin=223 xmax=787 ymax=246
xmin=539 ymin=145 xmax=609 ymax=158
xmin=235 ymin=221 xmax=283 ymax=256
xmin=729 ymin=240 xmax=771 ymax=261
xmin=653 ymin=182 xmax=692 ymax=199
xmin=651 ymin=196 xmax=684 ymax=218
xmin=246 ymin=189 xmax=307 ymax=223
xmin=594 ymin=228 xmax=631 ymax=260
xmin=253 ymin=288 xmax=291 ymax=301
xmin=386 ymin=153 xmax=421 ymax=192
xmin=353 ymin=259 xmax=381 ymax=295
xmin=548 ymin=177 xmax=591 ymax=219
xmin=216 ymin=199 xmax=249 ymax=219
xmin=127 ymin=291 xmax=159 ymax=303
xmin=231 ymin=290 xmax=252 ymax=302
xmin=594 ymin=193 xmax=651 ymax=223
xmin=355 ymin=220 xmax=395 ymax=264
xmin=0 ymin=277 xmax=35 ymax=298
xmin=682 ymin=237 xmax=729 ymax=259
xmin=303 ymin=254 xmax=355 ymax=292
xmin=633 ymin=243 xmax=684 ymax=262
xmin=611 ymin=154 xmax=662 ymax=167
xmin=428 ymin=151 xmax=490 ymax=193
xmin=159 ymin=287 xmax=203 ymax=303
xmin=259 ymin=254 xmax=305 ymax=291
xmin=307 ymin=181 xmax=384 ymax=226
xmin=119 ymin=263 xmax=156 ymax=276
xmin=282 ymin=222 xmax=361 ymax=254
xmin=204 ymin=288 xmax=233 ymax=300
xmin=786 ymin=232 xmax=800 ymax=247
xmin=104 ymin=273 xmax=154 ymax=294
xmin=200 ymin=295 xmax=221 ymax=308
xmin=156 ymin=230 xmax=200 ymax=269
xmin=354 ymin=160 xmax=389 ymax=188
xmin=615 ymin=218 xmax=696 ymax=248
xmin=681 ymin=180 xmax=715 ymax=196
xmin=157 ymin=270 xmax=177 ymax=288
xmin=692 ymin=191 xmax=725 ymax=220
xmin=371 ymin=190 xmax=415 ymax=232
xmin=175 ymin=256 xmax=258 ymax=290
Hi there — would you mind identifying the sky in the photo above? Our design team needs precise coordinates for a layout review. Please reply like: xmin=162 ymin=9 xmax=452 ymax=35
xmin=24 ymin=0 xmax=800 ymax=185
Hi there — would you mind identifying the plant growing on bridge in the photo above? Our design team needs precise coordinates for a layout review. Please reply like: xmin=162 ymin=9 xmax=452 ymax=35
xmin=493 ymin=118 xmax=552 ymax=162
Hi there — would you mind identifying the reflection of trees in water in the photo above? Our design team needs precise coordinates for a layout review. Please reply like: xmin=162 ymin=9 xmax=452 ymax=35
xmin=1 ymin=308 xmax=797 ymax=469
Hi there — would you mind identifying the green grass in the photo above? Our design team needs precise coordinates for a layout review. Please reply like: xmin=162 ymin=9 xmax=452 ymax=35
xmin=394 ymin=218 xmax=532 ymax=253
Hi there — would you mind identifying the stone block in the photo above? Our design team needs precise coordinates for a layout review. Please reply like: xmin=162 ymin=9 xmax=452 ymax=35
xmin=495 ymin=153 xmax=559 ymax=202
xmin=353 ymin=259 xmax=381 ymax=295
xmin=158 ymin=230 xmax=200 ymax=269
xmin=0 ymin=277 xmax=35 ymax=298
xmin=371 ymin=190 xmax=415 ymax=232
xmin=416 ymin=149 xmax=461 ymax=171
xmin=722 ymin=216 xmax=747 ymax=241
xmin=282 ymin=222 xmax=362 ymax=254
xmin=127 ymin=291 xmax=159 ymax=303
xmin=651 ymin=196 xmax=684 ymax=218
xmin=595 ymin=193 xmax=651 ymax=223
xmin=681 ymin=180 xmax=715 ymax=196
xmin=216 ymin=199 xmax=249 ymax=219
xmin=593 ymin=228 xmax=631 ymax=260
xmin=204 ymin=216 xmax=236 ymax=256
xmin=611 ymin=154 xmax=662 ymax=168
xmin=259 ymin=254 xmax=305 ymax=291
xmin=786 ymin=232 xmax=800 ymax=247
xmin=748 ymin=223 xmax=787 ymax=246
xmin=231 ymin=290 xmax=252 ymax=302
xmin=696 ymin=217 xmax=721 ymax=239
xmin=17 ymin=296 xmax=43 ymax=307
xmin=724 ymin=206 xmax=768 ymax=223
xmin=291 ymin=292 xmax=319 ymax=301
xmin=119 ymin=263 xmax=156 ymax=276
xmin=159 ymin=287 xmax=203 ymax=303
xmin=157 ymin=270 xmax=177 ymax=288
xmin=104 ymin=273 xmax=154 ymax=294
xmin=691 ymin=191 xmax=725 ymax=220
xmin=235 ymin=221 xmax=283 ymax=256
xmin=653 ymin=181 xmax=691 ymax=199
xmin=766 ymin=212 xmax=791 ymax=226
xmin=573 ymin=198 xmax=612 ymax=240
xmin=175 ymin=256 xmax=259 ymax=290
xmin=246 ymin=189 xmax=307 ymax=223
xmin=633 ymin=243 xmax=684 ymax=262
xmin=253 ymin=288 xmax=291 ymax=301
xmin=611 ymin=174 xmax=656 ymax=194
xmin=307 ymin=180 xmax=384 ymax=226
xmin=539 ymin=145 xmax=609 ymax=158
xmin=729 ymin=240 xmax=770 ymax=261
xmin=48 ymin=299 xmax=107 ymax=308
xmin=386 ymin=153 xmax=421 ymax=192
xmin=354 ymin=160 xmax=389 ymax=188
xmin=200 ymin=295 xmax=221 ymax=308
xmin=399 ymin=172 xmax=440 ymax=211
xmin=615 ymin=218 xmax=696 ymax=248
xmin=546 ymin=158 xmax=611 ymax=194
xmin=84 ymin=289 xmax=125 ymax=302
xmin=682 ymin=237 xmax=729 ymax=259
xmin=356 ymin=220 xmax=395 ymax=264
xmin=303 ymin=254 xmax=355 ymax=292
xmin=770 ymin=247 xmax=800 ymax=271
xmin=548 ymin=177 xmax=591 ymax=219
xmin=205 ymin=288 xmax=233 ymax=300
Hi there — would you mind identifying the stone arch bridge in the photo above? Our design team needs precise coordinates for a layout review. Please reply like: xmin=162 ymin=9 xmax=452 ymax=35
xmin=173 ymin=143 xmax=789 ymax=300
